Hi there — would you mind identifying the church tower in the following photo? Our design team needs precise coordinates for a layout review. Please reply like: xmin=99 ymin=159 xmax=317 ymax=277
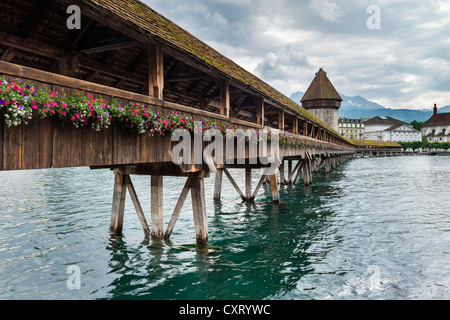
xmin=301 ymin=68 xmax=342 ymax=132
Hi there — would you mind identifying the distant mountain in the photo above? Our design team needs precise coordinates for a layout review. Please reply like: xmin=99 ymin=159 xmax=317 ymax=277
xmin=289 ymin=91 xmax=449 ymax=123
xmin=340 ymin=93 xmax=385 ymax=111
xmin=439 ymin=105 xmax=450 ymax=113
xmin=289 ymin=91 xmax=304 ymax=104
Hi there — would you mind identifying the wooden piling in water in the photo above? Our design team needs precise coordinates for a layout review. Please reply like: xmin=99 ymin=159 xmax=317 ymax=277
xmin=110 ymin=170 xmax=126 ymax=236
xmin=190 ymin=176 xmax=209 ymax=245
xmin=151 ymin=175 xmax=164 ymax=240
xmin=269 ymin=174 xmax=280 ymax=203
xmin=213 ymin=169 xmax=223 ymax=201
xmin=245 ymin=167 xmax=252 ymax=201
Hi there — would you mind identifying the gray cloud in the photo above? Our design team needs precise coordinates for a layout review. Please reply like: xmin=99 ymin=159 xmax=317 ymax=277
xmin=145 ymin=0 xmax=450 ymax=109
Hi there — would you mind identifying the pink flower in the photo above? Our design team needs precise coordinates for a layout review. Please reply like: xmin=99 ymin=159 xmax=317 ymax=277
xmin=75 ymin=114 xmax=80 ymax=118
xmin=60 ymin=111 xmax=66 ymax=116
xmin=43 ymin=108 xmax=48 ymax=113
xmin=71 ymin=116 xmax=76 ymax=121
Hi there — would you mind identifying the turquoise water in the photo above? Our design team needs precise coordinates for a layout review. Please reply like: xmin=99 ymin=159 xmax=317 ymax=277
xmin=0 ymin=156 xmax=449 ymax=300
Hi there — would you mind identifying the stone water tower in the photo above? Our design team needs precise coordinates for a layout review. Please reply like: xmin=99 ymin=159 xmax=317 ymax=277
xmin=301 ymin=68 xmax=342 ymax=132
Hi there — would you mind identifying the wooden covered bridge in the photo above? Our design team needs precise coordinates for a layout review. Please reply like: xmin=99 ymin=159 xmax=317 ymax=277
xmin=0 ymin=0 xmax=358 ymax=245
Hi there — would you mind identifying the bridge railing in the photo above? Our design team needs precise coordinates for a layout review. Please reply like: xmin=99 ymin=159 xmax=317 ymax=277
xmin=0 ymin=61 xmax=354 ymax=171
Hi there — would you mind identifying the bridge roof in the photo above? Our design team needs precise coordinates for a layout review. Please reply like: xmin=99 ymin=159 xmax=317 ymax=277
xmin=86 ymin=0 xmax=350 ymax=142
xmin=352 ymin=140 xmax=402 ymax=148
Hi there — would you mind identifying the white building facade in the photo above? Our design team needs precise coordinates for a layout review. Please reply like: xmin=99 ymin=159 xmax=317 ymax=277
xmin=364 ymin=116 xmax=422 ymax=142
xmin=422 ymin=104 xmax=450 ymax=143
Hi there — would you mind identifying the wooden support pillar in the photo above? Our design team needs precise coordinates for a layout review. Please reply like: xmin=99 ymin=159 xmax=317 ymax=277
xmin=303 ymin=159 xmax=313 ymax=186
xmin=256 ymin=97 xmax=264 ymax=126
xmin=287 ymin=160 xmax=293 ymax=184
xmin=279 ymin=160 xmax=286 ymax=184
xmin=213 ymin=169 xmax=223 ymax=201
xmin=269 ymin=174 xmax=280 ymax=203
xmin=223 ymin=168 xmax=245 ymax=200
xmin=110 ymin=171 xmax=127 ymax=236
xmin=278 ymin=109 xmax=285 ymax=131
xmin=245 ymin=167 xmax=252 ymax=201
xmin=287 ymin=160 xmax=302 ymax=184
xmin=220 ymin=79 xmax=230 ymax=117
xmin=293 ymin=161 xmax=303 ymax=184
xmin=252 ymin=172 xmax=267 ymax=200
xmin=148 ymin=43 xmax=164 ymax=99
xmin=58 ymin=53 xmax=77 ymax=77
xmin=293 ymin=118 xmax=298 ymax=135
xmin=151 ymin=175 xmax=164 ymax=240
xmin=164 ymin=177 xmax=192 ymax=240
xmin=190 ymin=176 xmax=209 ymax=245
xmin=125 ymin=175 xmax=151 ymax=237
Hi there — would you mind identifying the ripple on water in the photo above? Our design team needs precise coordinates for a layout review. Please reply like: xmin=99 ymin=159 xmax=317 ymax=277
xmin=0 ymin=158 xmax=449 ymax=299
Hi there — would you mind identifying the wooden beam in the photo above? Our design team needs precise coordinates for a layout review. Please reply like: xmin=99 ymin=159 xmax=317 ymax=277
xmin=220 ymin=79 xmax=230 ymax=117
xmin=269 ymin=174 xmax=280 ymax=203
xmin=0 ymin=31 xmax=62 ymax=59
xmin=223 ymin=168 xmax=245 ymax=200
xmin=245 ymin=167 xmax=252 ymax=201
xmin=0 ymin=48 xmax=16 ymax=62
xmin=67 ymin=19 xmax=97 ymax=52
xmin=110 ymin=171 xmax=127 ymax=235
xmin=280 ymin=160 xmax=287 ymax=184
xmin=213 ymin=169 xmax=223 ymax=201
xmin=58 ymin=53 xmax=77 ymax=77
xmin=148 ymin=43 xmax=164 ymax=99
xmin=124 ymin=175 xmax=151 ymax=237
xmin=256 ymin=97 xmax=264 ymax=126
xmin=165 ymin=72 xmax=207 ymax=82
xmin=190 ymin=176 xmax=209 ymax=245
xmin=164 ymin=177 xmax=192 ymax=239
xmin=278 ymin=109 xmax=285 ymax=131
xmin=287 ymin=160 xmax=302 ymax=184
xmin=293 ymin=118 xmax=298 ymax=135
xmin=77 ymin=55 xmax=147 ymax=85
xmin=74 ymin=24 xmax=140 ymax=54
xmin=251 ymin=172 xmax=267 ymax=200
xmin=151 ymin=176 xmax=164 ymax=240
xmin=293 ymin=161 xmax=304 ymax=184
xmin=79 ymin=41 xmax=140 ymax=55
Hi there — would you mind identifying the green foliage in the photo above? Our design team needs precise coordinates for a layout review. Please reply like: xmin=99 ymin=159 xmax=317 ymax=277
xmin=410 ymin=120 xmax=423 ymax=131
xmin=398 ymin=140 xmax=450 ymax=150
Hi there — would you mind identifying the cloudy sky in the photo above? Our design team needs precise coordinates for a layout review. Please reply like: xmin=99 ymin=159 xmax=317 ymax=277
xmin=144 ymin=0 xmax=450 ymax=110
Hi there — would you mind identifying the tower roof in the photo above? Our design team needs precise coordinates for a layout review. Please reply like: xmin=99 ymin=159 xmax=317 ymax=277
xmin=301 ymin=68 xmax=342 ymax=102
